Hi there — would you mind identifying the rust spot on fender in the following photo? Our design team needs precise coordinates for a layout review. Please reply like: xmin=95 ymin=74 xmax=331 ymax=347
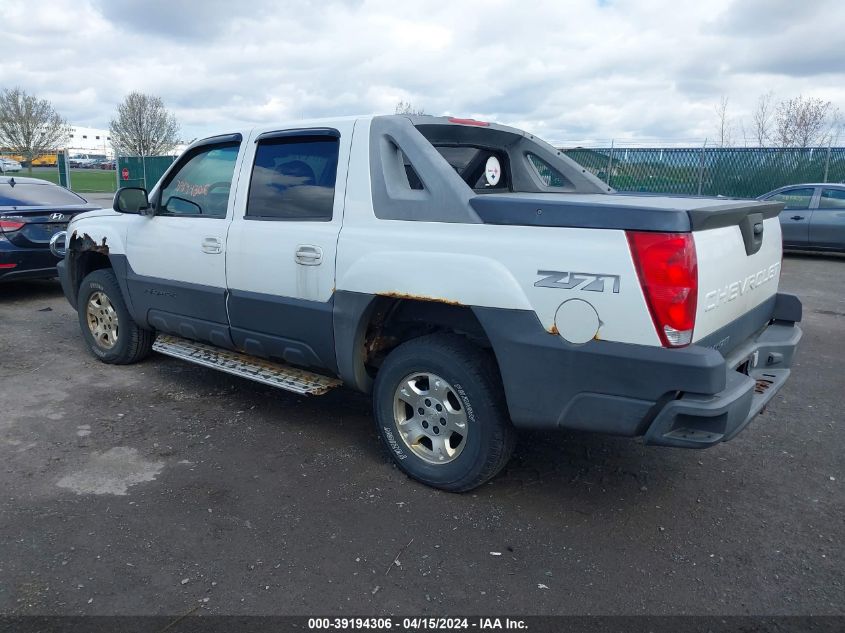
xmin=376 ymin=291 xmax=462 ymax=306
xmin=547 ymin=324 xmax=559 ymax=335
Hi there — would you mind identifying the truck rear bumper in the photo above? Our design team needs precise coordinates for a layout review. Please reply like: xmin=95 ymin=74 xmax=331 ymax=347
xmin=473 ymin=293 xmax=802 ymax=448
xmin=643 ymin=321 xmax=801 ymax=448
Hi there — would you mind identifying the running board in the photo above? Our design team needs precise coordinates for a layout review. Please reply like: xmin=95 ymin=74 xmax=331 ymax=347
xmin=152 ymin=334 xmax=341 ymax=396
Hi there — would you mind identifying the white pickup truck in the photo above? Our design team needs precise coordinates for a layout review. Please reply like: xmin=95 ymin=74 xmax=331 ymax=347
xmin=55 ymin=115 xmax=802 ymax=491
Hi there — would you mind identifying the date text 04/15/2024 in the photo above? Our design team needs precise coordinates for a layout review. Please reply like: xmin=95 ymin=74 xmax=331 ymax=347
xmin=307 ymin=617 xmax=528 ymax=630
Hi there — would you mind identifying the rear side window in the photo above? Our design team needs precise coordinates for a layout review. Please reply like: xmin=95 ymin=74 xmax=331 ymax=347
xmin=246 ymin=136 xmax=339 ymax=221
xmin=769 ymin=188 xmax=814 ymax=210
xmin=0 ymin=182 xmax=86 ymax=207
xmin=434 ymin=146 xmax=510 ymax=191
xmin=527 ymin=153 xmax=569 ymax=187
xmin=819 ymin=188 xmax=845 ymax=209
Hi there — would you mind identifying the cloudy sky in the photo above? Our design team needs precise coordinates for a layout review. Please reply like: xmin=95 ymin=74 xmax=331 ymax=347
xmin=2 ymin=0 xmax=843 ymax=146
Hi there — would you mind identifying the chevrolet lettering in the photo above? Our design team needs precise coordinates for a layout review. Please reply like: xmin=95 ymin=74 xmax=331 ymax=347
xmin=703 ymin=262 xmax=781 ymax=312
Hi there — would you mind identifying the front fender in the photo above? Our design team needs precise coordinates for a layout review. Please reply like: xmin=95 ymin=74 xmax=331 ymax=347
xmin=63 ymin=218 xmax=128 ymax=310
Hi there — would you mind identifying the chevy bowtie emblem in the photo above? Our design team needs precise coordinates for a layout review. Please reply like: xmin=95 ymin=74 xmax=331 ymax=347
xmin=50 ymin=213 xmax=66 ymax=221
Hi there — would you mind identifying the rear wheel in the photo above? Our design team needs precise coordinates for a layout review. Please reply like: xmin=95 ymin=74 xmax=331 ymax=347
xmin=77 ymin=269 xmax=153 ymax=364
xmin=373 ymin=334 xmax=515 ymax=492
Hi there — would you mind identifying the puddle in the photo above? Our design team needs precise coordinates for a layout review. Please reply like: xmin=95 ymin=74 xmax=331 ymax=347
xmin=57 ymin=447 xmax=164 ymax=495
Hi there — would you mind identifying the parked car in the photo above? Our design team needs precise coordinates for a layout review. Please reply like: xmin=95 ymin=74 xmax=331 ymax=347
xmin=0 ymin=176 xmax=98 ymax=281
xmin=758 ymin=183 xmax=845 ymax=253
xmin=68 ymin=155 xmax=102 ymax=168
xmin=0 ymin=158 xmax=23 ymax=173
xmin=55 ymin=115 xmax=801 ymax=491
xmin=98 ymin=159 xmax=116 ymax=170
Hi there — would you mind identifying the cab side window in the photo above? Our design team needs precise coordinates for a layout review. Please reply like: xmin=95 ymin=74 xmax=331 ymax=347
xmin=246 ymin=136 xmax=339 ymax=221
xmin=158 ymin=143 xmax=240 ymax=218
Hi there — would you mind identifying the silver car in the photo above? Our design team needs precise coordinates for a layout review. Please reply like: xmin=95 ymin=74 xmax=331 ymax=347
xmin=759 ymin=183 xmax=845 ymax=253
xmin=0 ymin=158 xmax=23 ymax=173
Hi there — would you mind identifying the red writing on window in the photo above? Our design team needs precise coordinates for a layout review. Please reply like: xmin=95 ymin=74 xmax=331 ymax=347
xmin=174 ymin=179 xmax=209 ymax=197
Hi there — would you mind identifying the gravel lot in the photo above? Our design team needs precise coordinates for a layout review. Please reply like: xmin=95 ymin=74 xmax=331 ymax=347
xmin=0 ymin=254 xmax=842 ymax=616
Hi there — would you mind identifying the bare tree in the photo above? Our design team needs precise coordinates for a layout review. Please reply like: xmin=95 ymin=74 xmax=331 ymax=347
xmin=0 ymin=87 xmax=68 ymax=175
xmin=739 ymin=120 xmax=749 ymax=147
xmin=714 ymin=96 xmax=733 ymax=147
xmin=774 ymin=95 xmax=839 ymax=148
xmin=394 ymin=100 xmax=425 ymax=116
xmin=828 ymin=110 xmax=843 ymax=147
xmin=752 ymin=91 xmax=774 ymax=146
xmin=109 ymin=92 xmax=180 ymax=157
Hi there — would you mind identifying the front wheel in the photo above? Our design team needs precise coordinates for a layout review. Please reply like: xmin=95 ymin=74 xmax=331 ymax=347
xmin=373 ymin=334 xmax=515 ymax=492
xmin=77 ymin=268 xmax=153 ymax=364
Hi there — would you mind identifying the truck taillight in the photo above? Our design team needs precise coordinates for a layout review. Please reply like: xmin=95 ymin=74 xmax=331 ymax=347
xmin=0 ymin=219 xmax=25 ymax=232
xmin=626 ymin=231 xmax=698 ymax=347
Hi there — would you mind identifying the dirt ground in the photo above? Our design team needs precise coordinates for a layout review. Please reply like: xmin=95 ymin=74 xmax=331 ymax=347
xmin=0 ymin=254 xmax=842 ymax=616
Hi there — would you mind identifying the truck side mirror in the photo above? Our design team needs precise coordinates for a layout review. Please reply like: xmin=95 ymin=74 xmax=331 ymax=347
xmin=113 ymin=187 xmax=150 ymax=214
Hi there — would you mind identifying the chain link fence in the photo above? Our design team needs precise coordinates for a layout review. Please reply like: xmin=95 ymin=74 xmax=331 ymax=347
xmin=563 ymin=146 xmax=845 ymax=198
xmin=92 ymin=148 xmax=845 ymax=199
xmin=115 ymin=155 xmax=177 ymax=191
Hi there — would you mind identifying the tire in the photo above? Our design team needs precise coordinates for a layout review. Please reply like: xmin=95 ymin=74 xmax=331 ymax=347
xmin=76 ymin=268 xmax=153 ymax=364
xmin=373 ymin=333 xmax=516 ymax=492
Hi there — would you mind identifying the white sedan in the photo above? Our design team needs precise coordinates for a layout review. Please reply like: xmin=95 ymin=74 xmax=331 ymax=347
xmin=0 ymin=158 xmax=23 ymax=173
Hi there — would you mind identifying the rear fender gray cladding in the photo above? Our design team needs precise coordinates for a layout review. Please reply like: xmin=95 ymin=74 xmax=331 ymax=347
xmin=332 ymin=290 xmax=380 ymax=392
xmin=471 ymin=306 xmax=726 ymax=431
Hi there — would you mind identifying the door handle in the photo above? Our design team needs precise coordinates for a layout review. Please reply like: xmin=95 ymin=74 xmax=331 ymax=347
xmin=790 ymin=215 xmax=804 ymax=221
xmin=295 ymin=245 xmax=323 ymax=265
xmin=201 ymin=237 xmax=222 ymax=254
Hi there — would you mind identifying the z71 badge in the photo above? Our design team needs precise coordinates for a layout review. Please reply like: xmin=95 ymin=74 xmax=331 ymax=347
xmin=535 ymin=270 xmax=620 ymax=293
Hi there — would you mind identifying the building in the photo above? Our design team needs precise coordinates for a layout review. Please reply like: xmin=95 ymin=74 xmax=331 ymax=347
xmin=65 ymin=125 xmax=189 ymax=159
xmin=67 ymin=125 xmax=113 ymax=158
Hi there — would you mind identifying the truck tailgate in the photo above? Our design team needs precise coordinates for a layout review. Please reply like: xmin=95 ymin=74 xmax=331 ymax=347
xmin=691 ymin=202 xmax=783 ymax=344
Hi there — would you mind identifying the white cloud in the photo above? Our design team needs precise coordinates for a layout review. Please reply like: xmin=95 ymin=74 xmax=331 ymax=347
xmin=1 ymin=0 xmax=842 ymax=146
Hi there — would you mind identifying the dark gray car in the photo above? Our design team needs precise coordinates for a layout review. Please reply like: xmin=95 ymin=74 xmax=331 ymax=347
xmin=759 ymin=183 xmax=845 ymax=253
